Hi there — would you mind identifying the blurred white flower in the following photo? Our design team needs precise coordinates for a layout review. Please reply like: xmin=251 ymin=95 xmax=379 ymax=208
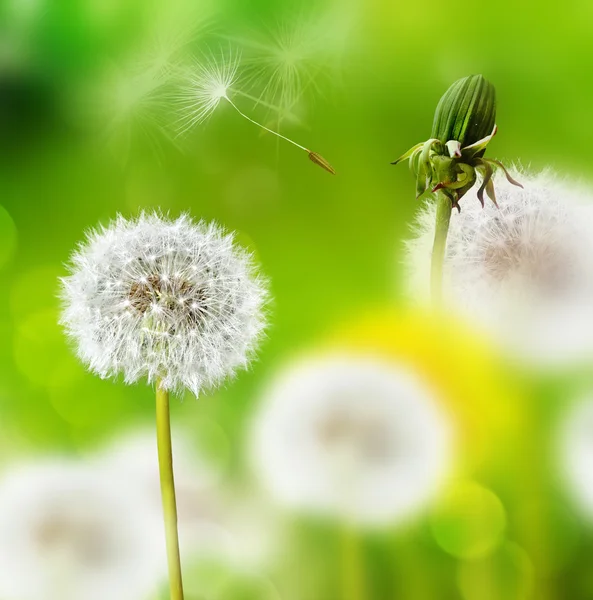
xmin=98 ymin=430 xmax=277 ymax=568
xmin=558 ymin=394 xmax=593 ymax=519
xmin=249 ymin=353 xmax=452 ymax=527
xmin=0 ymin=459 xmax=163 ymax=600
xmin=60 ymin=212 xmax=268 ymax=396
xmin=404 ymin=170 xmax=593 ymax=368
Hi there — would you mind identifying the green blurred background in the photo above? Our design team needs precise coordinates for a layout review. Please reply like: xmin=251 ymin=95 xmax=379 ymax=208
xmin=1 ymin=0 xmax=593 ymax=598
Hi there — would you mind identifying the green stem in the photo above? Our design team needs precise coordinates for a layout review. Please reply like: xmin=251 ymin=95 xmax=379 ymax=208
xmin=341 ymin=524 xmax=365 ymax=600
xmin=156 ymin=381 xmax=185 ymax=600
xmin=431 ymin=192 xmax=453 ymax=304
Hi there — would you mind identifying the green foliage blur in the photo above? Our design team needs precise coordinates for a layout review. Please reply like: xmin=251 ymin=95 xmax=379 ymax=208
xmin=1 ymin=0 xmax=593 ymax=598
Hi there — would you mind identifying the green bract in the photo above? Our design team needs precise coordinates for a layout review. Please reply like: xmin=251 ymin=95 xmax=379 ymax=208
xmin=392 ymin=74 xmax=522 ymax=210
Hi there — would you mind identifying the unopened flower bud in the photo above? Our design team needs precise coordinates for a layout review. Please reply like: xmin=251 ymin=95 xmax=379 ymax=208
xmin=392 ymin=75 xmax=521 ymax=210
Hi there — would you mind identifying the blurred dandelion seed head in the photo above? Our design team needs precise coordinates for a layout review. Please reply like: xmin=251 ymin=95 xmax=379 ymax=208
xmin=60 ymin=212 xmax=268 ymax=396
xmin=0 ymin=460 xmax=163 ymax=600
xmin=404 ymin=170 xmax=593 ymax=367
xmin=559 ymin=395 xmax=593 ymax=520
xmin=234 ymin=8 xmax=350 ymax=121
xmin=97 ymin=429 xmax=278 ymax=569
xmin=78 ymin=2 xmax=210 ymax=162
xmin=250 ymin=353 xmax=452 ymax=527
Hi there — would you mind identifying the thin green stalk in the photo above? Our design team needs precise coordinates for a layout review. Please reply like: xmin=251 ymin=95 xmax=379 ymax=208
xmin=156 ymin=380 xmax=185 ymax=600
xmin=431 ymin=192 xmax=453 ymax=303
xmin=341 ymin=524 xmax=365 ymax=600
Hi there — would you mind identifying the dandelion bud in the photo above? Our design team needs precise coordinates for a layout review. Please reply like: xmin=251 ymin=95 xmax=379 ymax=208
xmin=392 ymin=74 xmax=521 ymax=210
xmin=431 ymin=75 xmax=496 ymax=149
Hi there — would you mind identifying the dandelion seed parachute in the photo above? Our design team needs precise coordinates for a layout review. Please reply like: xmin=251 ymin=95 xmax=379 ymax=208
xmin=60 ymin=212 xmax=268 ymax=396
xmin=404 ymin=169 xmax=593 ymax=367
xmin=250 ymin=353 xmax=451 ymax=527
xmin=174 ymin=50 xmax=335 ymax=174
xmin=81 ymin=0 xmax=210 ymax=164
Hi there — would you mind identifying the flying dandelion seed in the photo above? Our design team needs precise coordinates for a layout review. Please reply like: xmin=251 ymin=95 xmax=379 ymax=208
xmin=234 ymin=19 xmax=327 ymax=116
xmin=79 ymin=2 xmax=209 ymax=164
xmin=175 ymin=50 xmax=335 ymax=174
xmin=87 ymin=55 xmax=177 ymax=163
xmin=230 ymin=5 xmax=354 ymax=122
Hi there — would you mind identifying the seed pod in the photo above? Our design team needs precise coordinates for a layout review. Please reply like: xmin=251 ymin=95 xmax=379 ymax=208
xmin=308 ymin=151 xmax=336 ymax=175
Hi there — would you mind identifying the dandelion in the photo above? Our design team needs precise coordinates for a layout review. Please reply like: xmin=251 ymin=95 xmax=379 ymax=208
xmin=0 ymin=459 xmax=164 ymax=600
xmin=250 ymin=353 xmax=451 ymax=527
xmin=175 ymin=50 xmax=335 ymax=174
xmin=60 ymin=212 xmax=267 ymax=395
xmin=392 ymin=75 xmax=520 ymax=301
xmin=404 ymin=170 xmax=593 ymax=367
xmin=558 ymin=394 xmax=593 ymax=520
xmin=233 ymin=13 xmax=341 ymax=116
xmin=83 ymin=55 xmax=175 ymax=163
xmin=98 ymin=430 xmax=278 ymax=569
xmin=60 ymin=212 xmax=268 ymax=600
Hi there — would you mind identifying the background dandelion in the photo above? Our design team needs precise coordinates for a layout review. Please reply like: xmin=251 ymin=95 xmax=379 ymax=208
xmin=0 ymin=459 xmax=164 ymax=600
xmin=404 ymin=170 xmax=593 ymax=368
xmin=250 ymin=352 xmax=452 ymax=526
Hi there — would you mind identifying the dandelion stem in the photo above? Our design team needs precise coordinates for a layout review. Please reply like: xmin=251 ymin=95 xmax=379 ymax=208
xmin=224 ymin=94 xmax=309 ymax=152
xmin=156 ymin=380 xmax=184 ymax=600
xmin=431 ymin=192 xmax=453 ymax=304
xmin=341 ymin=524 xmax=365 ymax=600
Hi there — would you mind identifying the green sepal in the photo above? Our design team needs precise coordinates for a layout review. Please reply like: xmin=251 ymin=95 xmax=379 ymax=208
xmin=391 ymin=142 xmax=424 ymax=165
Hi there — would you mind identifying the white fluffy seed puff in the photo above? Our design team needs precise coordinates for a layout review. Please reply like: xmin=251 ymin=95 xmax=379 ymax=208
xmin=0 ymin=460 xmax=164 ymax=600
xmin=250 ymin=354 xmax=452 ymax=527
xmin=60 ymin=212 xmax=268 ymax=396
xmin=405 ymin=170 xmax=593 ymax=368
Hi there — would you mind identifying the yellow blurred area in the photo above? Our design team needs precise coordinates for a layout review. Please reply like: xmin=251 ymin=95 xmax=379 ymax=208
xmin=329 ymin=307 xmax=524 ymax=470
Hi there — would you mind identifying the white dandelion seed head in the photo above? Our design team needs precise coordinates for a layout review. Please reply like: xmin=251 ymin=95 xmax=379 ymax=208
xmin=558 ymin=394 xmax=593 ymax=521
xmin=60 ymin=212 xmax=268 ymax=396
xmin=249 ymin=353 xmax=452 ymax=527
xmin=174 ymin=49 xmax=241 ymax=136
xmin=404 ymin=169 xmax=593 ymax=367
xmin=0 ymin=459 xmax=164 ymax=600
